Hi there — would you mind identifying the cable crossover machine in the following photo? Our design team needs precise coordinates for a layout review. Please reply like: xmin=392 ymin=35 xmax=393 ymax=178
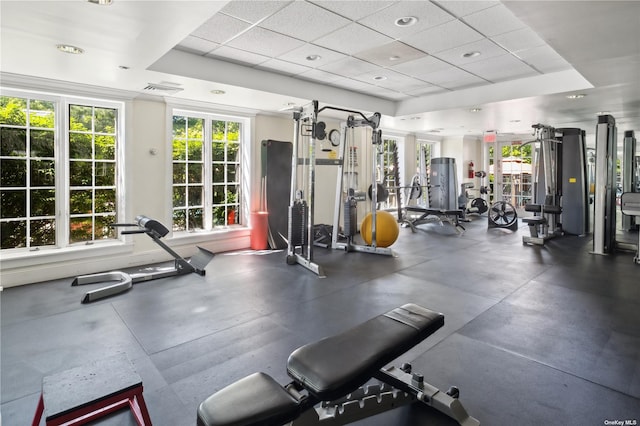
xmin=72 ymin=216 xmax=214 ymax=303
xmin=285 ymin=101 xmax=395 ymax=278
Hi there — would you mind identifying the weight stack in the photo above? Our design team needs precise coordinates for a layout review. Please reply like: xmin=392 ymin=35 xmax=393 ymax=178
xmin=343 ymin=198 xmax=357 ymax=237
xmin=289 ymin=201 xmax=308 ymax=246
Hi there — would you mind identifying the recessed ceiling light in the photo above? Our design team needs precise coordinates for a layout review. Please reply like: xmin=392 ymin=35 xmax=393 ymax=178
xmin=118 ymin=65 xmax=130 ymax=70
xmin=462 ymin=51 xmax=481 ymax=58
xmin=373 ymin=76 xmax=387 ymax=81
xmin=88 ymin=0 xmax=113 ymax=4
xmin=395 ymin=16 xmax=418 ymax=27
xmin=211 ymin=89 xmax=226 ymax=95
xmin=56 ymin=44 xmax=84 ymax=54
xmin=389 ymin=55 xmax=401 ymax=61
xmin=306 ymin=54 xmax=321 ymax=61
xmin=410 ymin=116 xmax=421 ymax=120
xmin=509 ymin=119 xmax=521 ymax=123
xmin=566 ymin=94 xmax=586 ymax=99
xmin=470 ymin=108 xmax=482 ymax=112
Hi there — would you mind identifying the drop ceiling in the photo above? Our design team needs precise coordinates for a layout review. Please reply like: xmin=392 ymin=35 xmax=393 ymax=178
xmin=1 ymin=1 xmax=639 ymax=140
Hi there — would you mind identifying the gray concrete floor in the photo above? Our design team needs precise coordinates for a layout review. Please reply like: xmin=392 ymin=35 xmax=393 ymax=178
xmin=1 ymin=216 xmax=639 ymax=426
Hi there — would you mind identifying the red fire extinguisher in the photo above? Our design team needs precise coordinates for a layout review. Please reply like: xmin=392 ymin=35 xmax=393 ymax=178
xmin=468 ymin=161 xmax=474 ymax=178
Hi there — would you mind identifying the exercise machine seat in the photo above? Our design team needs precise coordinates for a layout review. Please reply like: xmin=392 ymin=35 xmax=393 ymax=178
xmin=524 ymin=204 xmax=561 ymax=214
xmin=197 ymin=373 xmax=301 ymax=426
xmin=136 ymin=215 xmax=169 ymax=238
xmin=287 ymin=303 xmax=444 ymax=401
xmin=522 ymin=216 xmax=547 ymax=225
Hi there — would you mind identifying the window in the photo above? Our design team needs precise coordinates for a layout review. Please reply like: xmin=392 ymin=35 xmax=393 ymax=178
xmin=1 ymin=96 xmax=56 ymax=249
xmin=487 ymin=142 xmax=533 ymax=209
xmin=69 ymin=104 xmax=118 ymax=243
xmin=0 ymin=92 xmax=123 ymax=251
xmin=380 ymin=137 xmax=400 ymax=209
xmin=172 ymin=111 xmax=243 ymax=232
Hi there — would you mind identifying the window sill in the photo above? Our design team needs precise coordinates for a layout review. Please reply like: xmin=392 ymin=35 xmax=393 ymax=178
xmin=0 ymin=227 xmax=251 ymax=287
xmin=0 ymin=241 xmax=135 ymax=270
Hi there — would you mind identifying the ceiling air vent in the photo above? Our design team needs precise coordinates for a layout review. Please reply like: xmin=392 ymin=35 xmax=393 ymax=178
xmin=142 ymin=83 xmax=184 ymax=95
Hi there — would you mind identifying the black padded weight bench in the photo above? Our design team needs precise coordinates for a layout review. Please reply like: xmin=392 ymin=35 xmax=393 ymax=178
xmin=197 ymin=304 xmax=480 ymax=426
xmin=402 ymin=207 xmax=466 ymax=234
xmin=522 ymin=202 xmax=562 ymax=245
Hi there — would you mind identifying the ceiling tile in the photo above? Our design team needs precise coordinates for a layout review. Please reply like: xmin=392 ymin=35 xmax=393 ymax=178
xmin=314 ymin=23 xmax=393 ymax=55
xmin=358 ymin=1 xmax=455 ymax=39
xmin=390 ymin=56 xmax=451 ymax=79
xmin=410 ymin=85 xmax=448 ymax=96
xmin=515 ymin=45 xmax=572 ymax=73
xmin=319 ymin=56 xmax=382 ymax=77
xmin=401 ymin=19 xmax=484 ymax=54
xmin=462 ymin=4 xmax=526 ymax=37
xmin=353 ymin=41 xmax=427 ymax=67
xmin=371 ymin=87 xmax=409 ymax=100
xmin=432 ymin=38 xmax=507 ymax=66
xmin=255 ymin=58 xmax=312 ymax=76
xmin=226 ymin=27 xmax=306 ymax=57
xmin=352 ymin=68 xmax=423 ymax=88
xmin=461 ymin=54 xmax=538 ymax=82
xmin=491 ymin=27 xmax=546 ymax=53
xmin=380 ymin=77 xmax=436 ymax=93
xmin=432 ymin=1 xmax=499 ymax=18
xmin=329 ymin=77 xmax=377 ymax=92
xmin=175 ymin=36 xmax=219 ymax=55
xmin=259 ymin=1 xmax=350 ymax=42
xmin=296 ymin=68 xmax=343 ymax=83
xmin=309 ymin=0 xmax=395 ymax=21
xmin=437 ymin=75 xmax=487 ymax=90
xmin=418 ymin=66 xmax=482 ymax=85
xmin=192 ymin=13 xmax=252 ymax=44
xmin=220 ymin=1 xmax=291 ymax=24
xmin=206 ymin=46 xmax=270 ymax=66
xmin=276 ymin=43 xmax=347 ymax=68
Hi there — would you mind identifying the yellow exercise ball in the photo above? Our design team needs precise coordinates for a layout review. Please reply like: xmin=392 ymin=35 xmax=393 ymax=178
xmin=360 ymin=210 xmax=399 ymax=248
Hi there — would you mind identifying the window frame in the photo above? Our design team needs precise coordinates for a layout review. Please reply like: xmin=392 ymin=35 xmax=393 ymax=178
xmin=0 ymin=88 xmax=126 ymax=255
xmin=169 ymin=106 xmax=251 ymax=235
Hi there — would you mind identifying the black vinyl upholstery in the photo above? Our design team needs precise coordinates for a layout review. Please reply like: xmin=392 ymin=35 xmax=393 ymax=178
xmin=197 ymin=372 xmax=300 ymax=426
xmin=135 ymin=215 xmax=169 ymax=238
xmin=286 ymin=304 xmax=444 ymax=401
xmin=197 ymin=304 xmax=444 ymax=426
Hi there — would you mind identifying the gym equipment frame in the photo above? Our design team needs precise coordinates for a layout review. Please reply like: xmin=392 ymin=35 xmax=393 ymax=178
xmin=592 ymin=115 xmax=618 ymax=255
xmin=329 ymin=106 xmax=395 ymax=256
xmin=197 ymin=304 xmax=480 ymax=426
xmin=399 ymin=157 xmax=466 ymax=234
xmin=522 ymin=124 xmax=563 ymax=245
xmin=621 ymin=131 xmax=637 ymax=231
xmin=286 ymin=101 xmax=326 ymax=277
xmin=72 ymin=216 xmax=214 ymax=303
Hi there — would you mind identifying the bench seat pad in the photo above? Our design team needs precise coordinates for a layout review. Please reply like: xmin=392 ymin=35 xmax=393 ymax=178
xmin=197 ymin=372 xmax=300 ymax=426
xmin=522 ymin=217 xmax=547 ymax=224
xmin=405 ymin=207 xmax=463 ymax=217
xmin=524 ymin=204 xmax=562 ymax=214
xmin=286 ymin=304 xmax=444 ymax=401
